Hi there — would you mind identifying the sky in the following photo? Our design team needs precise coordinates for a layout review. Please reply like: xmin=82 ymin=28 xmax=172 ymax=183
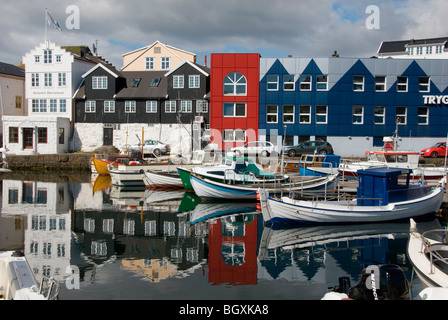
xmin=1 ymin=0 xmax=447 ymax=69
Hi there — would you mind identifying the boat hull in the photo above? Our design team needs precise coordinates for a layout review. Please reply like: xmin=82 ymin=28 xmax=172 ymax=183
xmin=142 ymin=170 xmax=183 ymax=189
xmin=259 ymin=185 xmax=444 ymax=225
xmin=92 ymin=157 xmax=111 ymax=175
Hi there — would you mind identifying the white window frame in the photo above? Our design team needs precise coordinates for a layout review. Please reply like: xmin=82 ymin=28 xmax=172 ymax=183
xmin=299 ymin=75 xmax=312 ymax=91
xmin=223 ymin=72 xmax=247 ymax=95
xmin=267 ymin=75 xmax=279 ymax=91
xmin=266 ymin=105 xmax=278 ymax=123
xmin=85 ymin=101 xmax=96 ymax=113
xmin=161 ymin=57 xmax=170 ymax=70
xmin=58 ymin=73 xmax=66 ymax=87
xmin=125 ymin=101 xmax=136 ymax=113
xmin=418 ymin=106 xmax=429 ymax=125
xmin=223 ymin=129 xmax=246 ymax=142
xmin=315 ymin=105 xmax=328 ymax=124
xmin=31 ymin=73 xmax=39 ymax=87
xmin=316 ymin=75 xmax=328 ymax=91
xmin=181 ymin=100 xmax=192 ymax=113
xmin=283 ymin=105 xmax=295 ymax=123
xmin=353 ymin=75 xmax=364 ymax=91
xmin=173 ymin=75 xmax=184 ymax=88
xmin=59 ymin=99 xmax=66 ymax=113
xmin=396 ymin=106 xmax=407 ymax=125
xmin=419 ymin=76 xmax=430 ymax=92
xmin=299 ymin=105 xmax=310 ymax=124
xmin=146 ymin=100 xmax=157 ymax=113
xmin=397 ymin=76 xmax=408 ymax=92
xmin=374 ymin=106 xmax=385 ymax=124
xmin=145 ymin=57 xmax=154 ymax=70
xmin=165 ymin=101 xmax=176 ymax=113
xmin=44 ymin=50 xmax=52 ymax=64
xmin=189 ymin=75 xmax=200 ymax=88
xmin=92 ymin=76 xmax=108 ymax=89
xmin=283 ymin=74 xmax=295 ymax=91
xmin=196 ymin=100 xmax=208 ymax=113
xmin=223 ymin=102 xmax=246 ymax=117
xmin=375 ymin=76 xmax=386 ymax=92
xmin=352 ymin=105 xmax=364 ymax=124
xmin=104 ymin=101 xmax=115 ymax=113
xmin=44 ymin=73 xmax=52 ymax=87
xmin=49 ymin=99 xmax=57 ymax=112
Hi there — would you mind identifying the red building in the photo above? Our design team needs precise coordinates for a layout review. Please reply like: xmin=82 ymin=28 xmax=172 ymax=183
xmin=210 ymin=53 xmax=260 ymax=151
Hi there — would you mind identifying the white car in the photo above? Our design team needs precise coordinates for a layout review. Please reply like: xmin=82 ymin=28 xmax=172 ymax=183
xmin=130 ymin=140 xmax=170 ymax=156
xmin=230 ymin=141 xmax=275 ymax=157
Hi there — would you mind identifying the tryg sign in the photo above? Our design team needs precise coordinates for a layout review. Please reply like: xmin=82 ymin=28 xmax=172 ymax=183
xmin=423 ymin=95 xmax=448 ymax=105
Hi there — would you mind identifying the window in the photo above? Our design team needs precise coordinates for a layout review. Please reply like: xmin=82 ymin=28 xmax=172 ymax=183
xmin=59 ymin=99 xmax=66 ymax=112
xmin=419 ymin=76 xmax=430 ymax=92
xmin=104 ymin=101 xmax=115 ymax=113
xmin=39 ymin=99 xmax=47 ymax=112
xmin=130 ymin=78 xmax=141 ymax=87
xmin=9 ymin=127 xmax=18 ymax=143
xmin=44 ymin=73 xmax=52 ymax=87
xmin=56 ymin=55 xmax=62 ymax=63
xmin=92 ymin=76 xmax=107 ymax=89
xmin=58 ymin=73 xmax=66 ymax=87
xmin=396 ymin=106 xmax=407 ymax=124
xmin=31 ymin=73 xmax=39 ymax=87
xmin=299 ymin=75 xmax=311 ymax=90
xmin=181 ymin=100 xmax=192 ymax=113
xmin=161 ymin=57 xmax=170 ymax=70
xmin=375 ymin=76 xmax=386 ymax=92
xmin=223 ymin=72 xmax=247 ymax=95
xmin=352 ymin=105 xmax=363 ymax=124
xmin=85 ymin=101 xmax=96 ymax=113
xmin=353 ymin=75 xmax=364 ymax=91
xmin=15 ymin=96 xmax=22 ymax=109
xmin=436 ymin=45 xmax=443 ymax=54
xmin=165 ymin=101 xmax=176 ymax=113
xmin=173 ymin=75 xmax=184 ymax=88
xmin=316 ymin=75 xmax=328 ymax=90
xmin=223 ymin=103 xmax=246 ymax=117
xmin=38 ymin=128 xmax=47 ymax=143
xmin=34 ymin=56 xmax=40 ymax=63
xmin=397 ymin=76 xmax=408 ymax=92
xmin=58 ymin=128 xmax=64 ymax=144
xmin=416 ymin=47 xmax=423 ymax=55
xmin=146 ymin=100 xmax=157 ymax=113
xmin=145 ymin=57 xmax=154 ymax=70
xmin=32 ymin=99 xmax=39 ymax=112
xmin=267 ymin=75 xmax=279 ymax=91
xmin=150 ymin=78 xmax=160 ymax=87
xmin=224 ymin=129 xmax=246 ymax=142
xmin=316 ymin=105 xmax=327 ymax=124
xmin=125 ymin=101 xmax=136 ymax=113
xmin=189 ymin=75 xmax=200 ymax=88
xmin=44 ymin=50 xmax=52 ymax=64
xmin=418 ymin=106 xmax=428 ymax=125
xmin=266 ymin=105 xmax=278 ymax=123
xmin=283 ymin=74 xmax=295 ymax=90
xmin=299 ymin=105 xmax=310 ymax=123
xmin=426 ymin=46 xmax=432 ymax=54
xmin=283 ymin=105 xmax=295 ymax=123
xmin=374 ymin=106 xmax=385 ymax=124
xmin=49 ymin=99 xmax=57 ymax=112
xmin=196 ymin=100 xmax=208 ymax=113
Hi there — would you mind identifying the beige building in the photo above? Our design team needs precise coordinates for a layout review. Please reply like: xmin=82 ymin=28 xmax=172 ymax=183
xmin=121 ymin=40 xmax=196 ymax=71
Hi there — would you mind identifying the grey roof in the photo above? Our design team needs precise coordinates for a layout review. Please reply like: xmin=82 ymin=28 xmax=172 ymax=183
xmin=0 ymin=62 xmax=24 ymax=78
xmin=115 ymin=71 xmax=168 ymax=99
xmin=378 ymin=37 xmax=448 ymax=54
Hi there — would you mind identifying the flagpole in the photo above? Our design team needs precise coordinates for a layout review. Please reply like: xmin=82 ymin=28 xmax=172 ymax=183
xmin=45 ymin=8 xmax=48 ymax=41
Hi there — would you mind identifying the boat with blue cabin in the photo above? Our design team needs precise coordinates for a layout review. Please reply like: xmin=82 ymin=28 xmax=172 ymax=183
xmin=259 ymin=167 xmax=445 ymax=225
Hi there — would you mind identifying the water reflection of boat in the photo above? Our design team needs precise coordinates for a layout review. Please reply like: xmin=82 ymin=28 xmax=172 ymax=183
xmin=92 ymin=175 xmax=111 ymax=193
xmin=189 ymin=201 xmax=259 ymax=225
xmin=258 ymin=222 xmax=409 ymax=261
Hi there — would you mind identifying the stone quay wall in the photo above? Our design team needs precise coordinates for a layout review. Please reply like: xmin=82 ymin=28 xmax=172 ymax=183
xmin=5 ymin=153 xmax=93 ymax=171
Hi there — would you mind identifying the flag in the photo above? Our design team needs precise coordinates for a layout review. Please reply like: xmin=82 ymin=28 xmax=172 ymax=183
xmin=46 ymin=10 xmax=62 ymax=31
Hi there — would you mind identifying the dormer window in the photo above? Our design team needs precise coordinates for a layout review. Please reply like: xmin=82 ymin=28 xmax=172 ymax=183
xmin=92 ymin=76 xmax=108 ymax=89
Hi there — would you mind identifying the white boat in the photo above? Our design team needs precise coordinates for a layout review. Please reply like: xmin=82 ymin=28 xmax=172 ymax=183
xmin=284 ymin=154 xmax=340 ymax=177
xmin=141 ymin=170 xmax=183 ymax=189
xmin=0 ymin=251 xmax=59 ymax=300
xmin=407 ymin=218 xmax=448 ymax=288
xmin=190 ymin=172 xmax=339 ymax=200
xmin=259 ymin=167 xmax=445 ymax=225
xmin=189 ymin=201 xmax=259 ymax=225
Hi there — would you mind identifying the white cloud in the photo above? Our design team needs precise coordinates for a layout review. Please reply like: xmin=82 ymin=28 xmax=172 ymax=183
xmin=0 ymin=0 xmax=446 ymax=68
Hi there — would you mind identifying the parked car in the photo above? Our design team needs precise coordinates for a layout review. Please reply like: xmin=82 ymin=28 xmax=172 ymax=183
xmin=420 ymin=142 xmax=447 ymax=158
xmin=283 ymin=140 xmax=334 ymax=157
xmin=130 ymin=140 xmax=170 ymax=156
xmin=230 ymin=141 xmax=275 ymax=157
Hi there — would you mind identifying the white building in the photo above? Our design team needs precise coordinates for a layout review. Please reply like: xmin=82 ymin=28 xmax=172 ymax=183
xmin=3 ymin=41 xmax=106 ymax=155
xmin=377 ymin=36 xmax=448 ymax=59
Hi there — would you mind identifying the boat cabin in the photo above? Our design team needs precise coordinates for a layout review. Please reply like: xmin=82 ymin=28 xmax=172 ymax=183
xmin=365 ymin=151 xmax=420 ymax=168
xmin=356 ymin=167 xmax=432 ymax=206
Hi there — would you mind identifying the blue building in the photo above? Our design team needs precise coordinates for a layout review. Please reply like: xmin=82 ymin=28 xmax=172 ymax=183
xmin=258 ymin=57 xmax=448 ymax=157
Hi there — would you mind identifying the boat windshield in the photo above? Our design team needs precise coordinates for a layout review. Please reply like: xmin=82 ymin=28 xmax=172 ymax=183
xmin=367 ymin=153 xmax=379 ymax=161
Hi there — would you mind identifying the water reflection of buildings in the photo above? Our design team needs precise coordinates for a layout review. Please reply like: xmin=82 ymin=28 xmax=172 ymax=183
xmin=0 ymin=179 xmax=73 ymax=284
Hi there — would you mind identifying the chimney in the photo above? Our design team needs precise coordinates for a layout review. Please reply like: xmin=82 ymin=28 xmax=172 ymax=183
xmin=204 ymin=55 xmax=207 ymax=67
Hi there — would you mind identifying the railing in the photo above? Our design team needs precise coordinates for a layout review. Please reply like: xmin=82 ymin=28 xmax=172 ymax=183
xmin=419 ymin=229 xmax=448 ymax=275
xmin=38 ymin=276 xmax=60 ymax=300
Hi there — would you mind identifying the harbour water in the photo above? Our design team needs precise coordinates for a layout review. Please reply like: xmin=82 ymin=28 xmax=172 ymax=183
xmin=0 ymin=171 xmax=443 ymax=301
